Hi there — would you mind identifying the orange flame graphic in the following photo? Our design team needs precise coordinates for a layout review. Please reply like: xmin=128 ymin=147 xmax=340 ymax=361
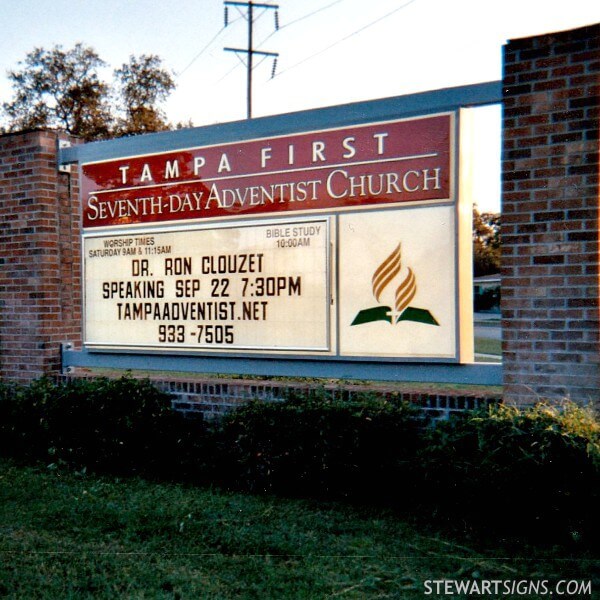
xmin=395 ymin=268 xmax=417 ymax=314
xmin=371 ymin=243 xmax=418 ymax=322
xmin=372 ymin=243 xmax=401 ymax=302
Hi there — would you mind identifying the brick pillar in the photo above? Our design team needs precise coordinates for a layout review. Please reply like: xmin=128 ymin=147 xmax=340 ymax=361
xmin=502 ymin=24 xmax=599 ymax=407
xmin=0 ymin=130 xmax=81 ymax=383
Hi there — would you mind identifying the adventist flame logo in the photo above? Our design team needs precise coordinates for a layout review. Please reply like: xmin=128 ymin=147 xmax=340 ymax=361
xmin=351 ymin=243 xmax=439 ymax=327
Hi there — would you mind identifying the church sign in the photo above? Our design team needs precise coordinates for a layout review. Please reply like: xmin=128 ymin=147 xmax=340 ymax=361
xmin=81 ymin=111 xmax=473 ymax=362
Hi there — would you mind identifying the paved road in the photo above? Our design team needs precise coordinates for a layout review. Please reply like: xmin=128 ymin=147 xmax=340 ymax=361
xmin=473 ymin=313 xmax=501 ymax=361
xmin=474 ymin=313 xmax=501 ymax=341
xmin=474 ymin=323 xmax=501 ymax=341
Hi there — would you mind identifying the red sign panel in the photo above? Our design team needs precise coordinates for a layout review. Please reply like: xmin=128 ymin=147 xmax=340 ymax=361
xmin=81 ymin=114 xmax=453 ymax=228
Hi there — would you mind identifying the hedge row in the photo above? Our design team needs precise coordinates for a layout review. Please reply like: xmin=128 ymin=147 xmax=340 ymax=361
xmin=0 ymin=377 xmax=213 ymax=480
xmin=0 ymin=376 xmax=598 ymax=544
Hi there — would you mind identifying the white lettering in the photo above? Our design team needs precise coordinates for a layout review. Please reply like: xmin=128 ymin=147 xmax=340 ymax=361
xmin=140 ymin=163 xmax=153 ymax=182
xmin=342 ymin=136 xmax=356 ymax=159
xmin=373 ymin=132 xmax=388 ymax=155
xmin=193 ymin=156 xmax=206 ymax=175
xmin=312 ymin=141 xmax=326 ymax=163
xmin=164 ymin=160 xmax=180 ymax=179
xmin=87 ymin=196 xmax=99 ymax=220
xmin=423 ymin=168 xmax=441 ymax=191
xmin=218 ymin=153 xmax=231 ymax=173
xmin=260 ymin=147 xmax=272 ymax=168
xmin=403 ymin=170 xmax=420 ymax=192
xmin=326 ymin=169 xmax=348 ymax=199
xmin=206 ymin=184 xmax=224 ymax=209
xmin=348 ymin=174 xmax=367 ymax=197
xmin=119 ymin=165 xmax=129 ymax=184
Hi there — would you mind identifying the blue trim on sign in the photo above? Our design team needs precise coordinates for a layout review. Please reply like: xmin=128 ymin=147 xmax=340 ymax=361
xmin=62 ymin=349 xmax=502 ymax=385
xmin=58 ymin=81 xmax=502 ymax=165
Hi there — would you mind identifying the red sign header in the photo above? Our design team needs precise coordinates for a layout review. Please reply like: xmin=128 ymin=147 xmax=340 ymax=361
xmin=81 ymin=114 xmax=453 ymax=228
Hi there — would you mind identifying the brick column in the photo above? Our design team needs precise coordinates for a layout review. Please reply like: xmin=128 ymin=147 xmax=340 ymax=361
xmin=502 ymin=24 xmax=599 ymax=407
xmin=0 ymin=130 xmax=81 ymax=383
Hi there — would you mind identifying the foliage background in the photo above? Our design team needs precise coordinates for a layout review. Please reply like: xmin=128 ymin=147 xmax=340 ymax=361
xmin=1 ymin=44 xmax=176 ymax=140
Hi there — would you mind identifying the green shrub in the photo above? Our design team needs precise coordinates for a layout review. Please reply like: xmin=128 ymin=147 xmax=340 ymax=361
xmin=0 ymin=376 xmax=209 ymax=479
xmin=418 ymin=401 xmax=600 ymax=543
xmin=0 ymin=380 xmax=39 ymax=458
xmin=216 ymin=390 xmax=424 ymax=503
xmin=2 ymin=375 xmax=598 ymax=545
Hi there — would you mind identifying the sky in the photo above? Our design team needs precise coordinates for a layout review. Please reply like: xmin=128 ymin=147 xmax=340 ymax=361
xmin=0 ymin=0 xmax=598 ymax=212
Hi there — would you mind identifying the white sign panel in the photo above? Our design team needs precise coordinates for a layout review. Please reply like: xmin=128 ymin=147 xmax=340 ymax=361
xmin=84 ymin=219 xmax=331 ymax=352
xmin=338 ymin=206 xmax=458 ymax=359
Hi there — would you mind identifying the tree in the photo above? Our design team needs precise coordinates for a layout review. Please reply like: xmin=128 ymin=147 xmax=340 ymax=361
xmin=3 ymin=44 xmax=113 ymax=140
xmin=2 ymin=45 xmax=178 ymax=141
xmin=113 ymin=54 xmax=175 ymax=136
xmin=473 ymin=206 xmax=501 ymax=277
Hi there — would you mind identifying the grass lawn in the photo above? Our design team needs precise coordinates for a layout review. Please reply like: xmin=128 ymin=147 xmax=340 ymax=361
xmin=1 ymin=459 xmax=595 ymax=599
xmin=474 ymin=337 xmax=501 ymax=357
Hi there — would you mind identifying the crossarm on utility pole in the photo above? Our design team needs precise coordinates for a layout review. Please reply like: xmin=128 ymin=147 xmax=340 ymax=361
xmin=224 ymin=48 xmax=279 ymax=57
xmin=224 ymin=1 xmax=279 ymax=8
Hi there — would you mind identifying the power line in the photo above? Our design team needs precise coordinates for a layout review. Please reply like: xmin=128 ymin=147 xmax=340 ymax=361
xmin=256 ymin=0 xmax=346 ymax=47
xmin=283 ymin=0 xmax=346 ymax=29
xmin=178 ymin=14 xmax=244 ymax=78
xmin=178 ymin=27 xmax=226 ymax=77
xmin=273 ymin=0 xmax=419 ymax=79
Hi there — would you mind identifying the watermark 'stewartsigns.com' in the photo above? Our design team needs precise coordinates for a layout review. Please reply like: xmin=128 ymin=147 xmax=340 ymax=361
xmin=423 ymin=579 xmax=592 ymax=596
xmin=351 ymin=243 xmax=439 ymax=327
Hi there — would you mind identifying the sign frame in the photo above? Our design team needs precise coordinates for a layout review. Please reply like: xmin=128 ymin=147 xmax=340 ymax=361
xmin=66 ymin=84 xmax=502 ymax=369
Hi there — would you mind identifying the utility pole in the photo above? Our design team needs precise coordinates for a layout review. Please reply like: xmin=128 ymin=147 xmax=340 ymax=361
xmin=224 ymin=1 xmax=279 ymax=119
